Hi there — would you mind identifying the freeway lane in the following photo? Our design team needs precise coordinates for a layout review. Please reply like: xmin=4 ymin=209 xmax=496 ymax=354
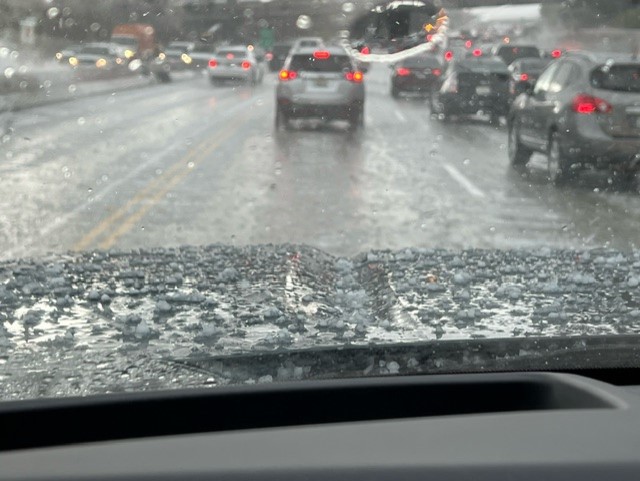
xmin=1 ymin=64 xmax=640 ymax=260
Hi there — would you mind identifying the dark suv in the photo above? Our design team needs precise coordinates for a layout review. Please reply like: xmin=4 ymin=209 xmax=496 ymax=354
xmin=508 ymin=52 xmax=640 ymax=184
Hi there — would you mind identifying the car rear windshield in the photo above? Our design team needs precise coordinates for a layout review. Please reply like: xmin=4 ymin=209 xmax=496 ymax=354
xmin=298 ymin=40 xmax=321 ymax=47
xmin=401 ymin=55 xmax=441 ymax=68
xmin=498 ymin=46 xmax=540 ymax=64
xmin=591 ymin=64 xmax=640 ymax=93
xmin=81 ymin=47 xmax=111 ymax=55
xmin=192 ymin=44 xmax=215 ymax=53
xmin=216 ymin=49 xmax=247 ymax=58
xmin=289 ymin=54 xmax=353 ymax=72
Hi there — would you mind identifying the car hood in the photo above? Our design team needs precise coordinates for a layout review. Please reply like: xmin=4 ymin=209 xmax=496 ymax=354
xmin=1 ymin=244 xmax=639 ymax=399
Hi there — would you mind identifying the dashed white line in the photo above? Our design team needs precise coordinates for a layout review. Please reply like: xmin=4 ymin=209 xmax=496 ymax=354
xmin=394 ymin=110 xmax=407 ymax=123
xmin=441 ymin=163 xmax=486 ymax=199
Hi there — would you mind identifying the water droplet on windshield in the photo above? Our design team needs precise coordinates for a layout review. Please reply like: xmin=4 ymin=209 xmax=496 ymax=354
xmin=87 ymin=188 xmax=93 ymax=193
xmin=4 ymin=67 xmax=15 ymax=78
xmin=489 ymin=226 xmax=496 ymax=232
xmin=187 ymin=161 xmax=195 ymax=169
xmin=77 ymin=117 xmax=86 ymax=126
xmin=185 ymin=138 xmax=193 ymax=146
xmin=155 ymin=169 xmax=163 ymax=176
xmin=101 ymin=174 xmax=109 ymax=182
xmin=463 ymin=158 xmax=470 ymax=165
xmin=43 ymin=80 xmax=52 ymax=88
xmin=47 ymin=7 xmax=60 ymax=19
xmin=296 ymin=14 xmax=312 ymax=29
xmin=68 ymin=84 xmax=77 ymax=93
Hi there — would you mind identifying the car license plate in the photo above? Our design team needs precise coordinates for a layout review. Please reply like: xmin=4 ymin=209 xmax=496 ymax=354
xmin=415 ymin=72 xmax=425 ymax=79
xmin=315 ymin=79 xmax=328 ymax=87
xmin=476 ymin=86 xmax=491 ymax=95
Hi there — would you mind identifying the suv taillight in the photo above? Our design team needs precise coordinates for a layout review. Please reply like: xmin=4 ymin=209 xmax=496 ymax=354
xmin=208 ymin=59 xmax=218 ymax=68
xmin=572 ymin=93 xmax=612 ymax=114
xmin=241 ymin=61 xmax=252 ymax=70
xmin=396 ymin=67 xmax=411 ymax=76
xmin=279 ymin=69 xmax=297 ymax=81
xmin=345 ymin=71 xmax=364 ymax=83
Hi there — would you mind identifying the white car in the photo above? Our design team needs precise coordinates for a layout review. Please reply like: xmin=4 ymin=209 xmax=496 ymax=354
xmin=208 ymin=46 xmax=264 ymax=85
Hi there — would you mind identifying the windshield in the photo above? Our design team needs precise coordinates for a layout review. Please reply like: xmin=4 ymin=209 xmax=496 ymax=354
xmin=591 ymin=64 xmax=640 ymax=92
xmin=3 ymin=0 xmax=640 ymax=400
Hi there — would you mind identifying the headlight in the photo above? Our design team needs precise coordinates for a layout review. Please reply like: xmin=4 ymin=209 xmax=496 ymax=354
xmin=115 ymin=57 xmax=123 ymax=65
xmin=55 ymin=52 xmax=63 ymax=60
xmin=96 ymin=58 xmax=108 ymax=68
xmin=181 ymin=53 xmax=192 ymax=64
xmin=124 ymin=49 xmax=134 ymax=59
xmin=158 ymin=52 xmax=166 ymax=60
xmin=68 ymin=57 xmax=78 ymax=66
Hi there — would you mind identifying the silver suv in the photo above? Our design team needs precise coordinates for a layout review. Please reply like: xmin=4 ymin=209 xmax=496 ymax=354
xmin=275 ymin=47 xmax=365 ymax=131
xmin=508 ymin=52 xmax=640 ymax=184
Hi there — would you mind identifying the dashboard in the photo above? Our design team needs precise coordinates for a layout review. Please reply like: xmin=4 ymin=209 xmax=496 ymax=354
xmin=2 ymin=372 xmax=640 ymax=480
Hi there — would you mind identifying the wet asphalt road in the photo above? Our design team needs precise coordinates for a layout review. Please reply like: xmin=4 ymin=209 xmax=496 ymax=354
xmin=2 ymin=65 xmax=640 ymax=260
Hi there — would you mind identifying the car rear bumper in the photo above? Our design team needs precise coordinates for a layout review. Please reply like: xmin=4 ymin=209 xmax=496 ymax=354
xmin=209 ymin=68 xmax=252 ymax=80
xmin=440 ymin=93 xmax=509 ymax=115
xmin=278 ymin=99 xmax=363 ymax=119
xmin=393 ymin=77 xmax=439 ymax=92
xmin=562 ymin=117 xmax=640 ymax=170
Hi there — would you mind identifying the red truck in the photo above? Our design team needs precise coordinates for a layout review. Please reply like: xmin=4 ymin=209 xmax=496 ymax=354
xmin=111 ymin=24 xmax=157 ymax=59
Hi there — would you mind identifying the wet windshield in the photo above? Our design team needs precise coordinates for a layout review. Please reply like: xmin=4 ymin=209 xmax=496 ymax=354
xmin=2 ymin=0 xmax=640 ymax=399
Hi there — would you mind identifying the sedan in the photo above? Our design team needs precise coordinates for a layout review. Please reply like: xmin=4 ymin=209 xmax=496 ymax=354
xmin=208 ymin=47 xmax=264 ymax=85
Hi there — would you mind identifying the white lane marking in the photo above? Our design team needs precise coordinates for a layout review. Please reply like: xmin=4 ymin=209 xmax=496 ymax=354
xmin=1 ymin=93 xmax=264 ymax=261
xmin=394 ymin=110 xmax=407 ymax=123
xmin=441 ymin=163 xmax=486 ymax=199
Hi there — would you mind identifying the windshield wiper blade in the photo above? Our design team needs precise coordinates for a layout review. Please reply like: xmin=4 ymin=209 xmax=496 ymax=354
xmin=168 ymin=335 xmax=640 ymax=384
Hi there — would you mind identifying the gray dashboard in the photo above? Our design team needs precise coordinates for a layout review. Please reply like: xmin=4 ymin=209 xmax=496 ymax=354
xmin=2 ymin=372 xmax=640 ymax=480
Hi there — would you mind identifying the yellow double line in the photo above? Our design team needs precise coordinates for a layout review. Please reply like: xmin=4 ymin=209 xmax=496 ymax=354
xmin=74 ymin=113 xmax=251 ymax=251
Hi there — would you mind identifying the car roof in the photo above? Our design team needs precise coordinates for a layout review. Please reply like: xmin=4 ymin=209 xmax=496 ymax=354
xmin=291 ymin=46 xmax=349 ymax=56
xmin=564 ymin=50 xmax=640 ymax=65
xmin=217 ymin=45 xmax=248 ymax=51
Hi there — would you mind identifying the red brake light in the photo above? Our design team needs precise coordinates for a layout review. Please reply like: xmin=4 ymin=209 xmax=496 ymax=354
xmin=208 ymin=59 xmax=218 ymax=68
xmin=241 ymin=60 xmax=251 ymax=70
xmin=396 ymin=67 xmax=411 ymax=76
xmin=444 ymin=50 xmax=453 ymax=61
xmin=520 ymin=73 xmax=529 ymax=82
xmin=279 ymin=69 xmax=297 ymax=81
xmin=551 ymin=49 xmax=562 ymax=58
xmin=472 ymin=48 xmax=482 ymax=57
xmin=313 ymin=50 xmax=330 ymax=59
xmin=426 ymin=34 xmax=434 ymax=42
xmin=226 ymin=53 xmax=234 ymax=60
xmin=432 ymin=68 xmax=442 ymax=76
xmin=572 ymin=93 xmax=612 ymax=114
xmin=345 ymin=71 xmax=364 ymax=82
xmin=465 ymin=40 xmax=473 ymax=49
xmin=361 ymin=46 xmax=370 ymax=55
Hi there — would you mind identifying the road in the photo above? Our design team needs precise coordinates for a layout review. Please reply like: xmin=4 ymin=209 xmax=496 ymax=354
xmin=1 ymin=65 xmax=640 ymax=260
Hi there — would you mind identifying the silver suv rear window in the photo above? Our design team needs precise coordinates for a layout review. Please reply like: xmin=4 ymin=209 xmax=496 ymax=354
xmin=289 ymin=54 xmax=353 ymax=72
xmin=591 ymin=64 xmax=640 ymax=93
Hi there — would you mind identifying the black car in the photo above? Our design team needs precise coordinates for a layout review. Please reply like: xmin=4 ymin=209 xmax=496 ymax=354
xmin=391 ymin=54 xmax=443 ymax=98
xmin=508 ymin=58 xmax=551 ymax=100
xmin=508 ymin=52 xmax=640 ymax=184
xmin=268 ymin=42 xmax=293 ymax=72
xmin=492 ymin=44 xmax=541 ymax=65
xmin=430 ymin=56 xmax=511 ymax=122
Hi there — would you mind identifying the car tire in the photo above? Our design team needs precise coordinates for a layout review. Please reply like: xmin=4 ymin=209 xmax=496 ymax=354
xmin=547 ymin=132 xmax=573 ymax=185
xmin=508 ymin=120 xmax=532 ymax=167
xmin=275 ymin=107 xmax=291 ymax=131
xmin=349 ymin=106 xmax=364 ymax=131
xmin=391 ymin=86 xmax=401 ymax=99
